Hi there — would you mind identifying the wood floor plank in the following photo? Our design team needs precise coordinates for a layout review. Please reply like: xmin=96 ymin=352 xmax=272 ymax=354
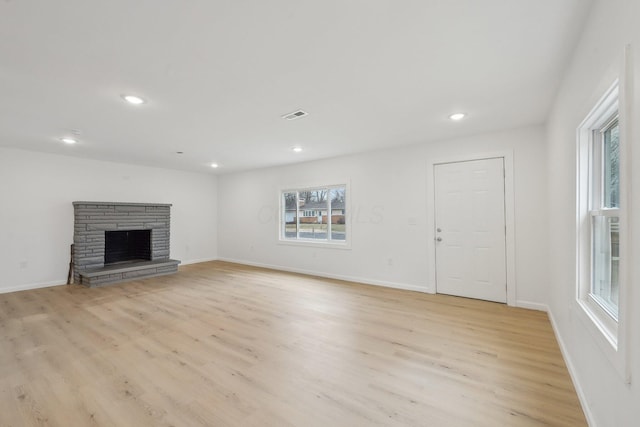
xmin=0 ymin=261 xmax=586 ymax=426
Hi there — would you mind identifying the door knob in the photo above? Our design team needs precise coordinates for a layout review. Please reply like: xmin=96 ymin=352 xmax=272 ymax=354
xmin=436 ymin=237 xmax=443 ymax=242
xmin=437 ymin=228 xmax=442 ymax=232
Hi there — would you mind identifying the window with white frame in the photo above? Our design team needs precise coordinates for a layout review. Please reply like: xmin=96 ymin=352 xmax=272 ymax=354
xmin=591 ymin=116 xmax=620 ymax=317
xmin=281 ymin=185 xmax=347 ymax=243
xmin=577 ymin=81 xmax=622 ymax=344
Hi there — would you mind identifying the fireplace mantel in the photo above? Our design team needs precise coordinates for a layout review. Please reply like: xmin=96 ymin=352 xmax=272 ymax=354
xmin=73 ymin=201 xmax=180 ymax=287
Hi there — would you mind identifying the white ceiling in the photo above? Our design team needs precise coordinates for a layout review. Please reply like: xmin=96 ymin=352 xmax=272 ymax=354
xmin=0 ymin=0 xmax=591 ymax=174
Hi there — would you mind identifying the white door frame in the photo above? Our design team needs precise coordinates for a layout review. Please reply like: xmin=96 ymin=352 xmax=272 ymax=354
xmin=426 ymin=150 xmax=516 ymax=306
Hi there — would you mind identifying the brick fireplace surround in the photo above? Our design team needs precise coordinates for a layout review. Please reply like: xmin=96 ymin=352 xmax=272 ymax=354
xmin=73 ymin=201 xmax=180 ymax=287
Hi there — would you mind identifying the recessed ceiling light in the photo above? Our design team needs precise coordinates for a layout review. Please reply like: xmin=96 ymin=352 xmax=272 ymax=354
xmin=60 ymin=137 xmax=77 ymax=144
xmin=449 ymin=113 xmax=466 ymax=121
xmin=211 ymin=163 xmax=219 ymax=168
xmin=292 ymin=146 xmax=303 ymax=153
xmin=121 ymin=94 xmax=146 ymax=105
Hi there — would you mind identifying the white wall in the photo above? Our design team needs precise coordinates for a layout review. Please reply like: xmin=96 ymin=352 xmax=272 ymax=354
xmin=0 ymin=148 xmax=218 ymax=293
xmin=546 ymin=0 xmax=640 ymax=425
xmin=218 ymin=125 xmax=548 ymax=308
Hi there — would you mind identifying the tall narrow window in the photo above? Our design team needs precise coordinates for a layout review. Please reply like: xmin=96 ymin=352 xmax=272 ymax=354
xmin=590 ymin=117 xmax=620 ymax=318
xmin=577 ymin=81 xmax=623 ymax=347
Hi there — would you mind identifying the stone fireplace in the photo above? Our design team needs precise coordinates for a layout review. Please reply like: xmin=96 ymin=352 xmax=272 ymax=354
xmin=73 ymin=201 xmax=180 ymax=287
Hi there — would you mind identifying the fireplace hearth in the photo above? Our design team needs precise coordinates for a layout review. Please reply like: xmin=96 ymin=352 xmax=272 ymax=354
xmin=73 ymin=202 xmax=180 ymax=287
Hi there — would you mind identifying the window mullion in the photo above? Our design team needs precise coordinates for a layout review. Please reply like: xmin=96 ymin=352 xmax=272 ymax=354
xmin=599 ymin=135 xmax=606 ymax=208
xmin=591 ymin=129 xmax=603 ymax=210
xmin=327 ymin=189 xmax=332 ymax=241
xmin=296 ymin=191 xmax=300 ymax=239
xmin=590 ymin=208 xmax=620 ymax=217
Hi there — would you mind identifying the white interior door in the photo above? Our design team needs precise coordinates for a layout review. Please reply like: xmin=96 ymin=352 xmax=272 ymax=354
xmin=434 ymin=158 xmax=507 ymax=303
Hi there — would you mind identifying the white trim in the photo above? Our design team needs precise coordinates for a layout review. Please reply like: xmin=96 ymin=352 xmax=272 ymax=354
xmin=575 ymin=74 xmax=630 ymax=382
xmin=278 ymin=180 xmax=352 ymax=249
xmin=0 ymin=280 xmax=67 ymax=294
xmin=0 ymin=258 xmax=219 ymax=294
xmin=547 ymin=308 xmax=598 ymax=427
xmin=217 ymin=257 xmax=429 ymax=294
xmin=179 ymin=257 xmax=219 ymax=266
xmin=515 ymin=300 xmax=547 ymax=312
xmin=277 ymin=240 xmax=352 ymax=250
xmin=426 ymin=150 xmax=517 ymax=306
xmin=619 ymin=43 xmax=633 ymax=386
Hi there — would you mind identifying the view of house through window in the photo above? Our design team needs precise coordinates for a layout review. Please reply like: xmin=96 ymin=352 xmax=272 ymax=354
xmin=282 ymin=186 xmax=346 ymax=242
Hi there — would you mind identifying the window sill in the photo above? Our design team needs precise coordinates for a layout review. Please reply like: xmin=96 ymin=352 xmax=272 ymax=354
xmin=574 ymin=298 xmax=628 ymax=382
xmin=278 ymin=239 xmax=352 ymax=250
xmin=576 ymin=298 xmax=617 ymax=349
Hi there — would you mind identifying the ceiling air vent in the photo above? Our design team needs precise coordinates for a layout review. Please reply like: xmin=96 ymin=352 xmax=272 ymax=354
xmin=281 ymin=110 xmax=308 ymax=120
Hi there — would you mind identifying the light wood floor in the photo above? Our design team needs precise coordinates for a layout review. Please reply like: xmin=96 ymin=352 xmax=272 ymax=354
xmin=0 ymin=261 xmax=586 ymax=426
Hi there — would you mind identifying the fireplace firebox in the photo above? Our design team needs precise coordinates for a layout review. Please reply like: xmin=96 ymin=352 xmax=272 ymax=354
xmin=104 ymin=230 xmax=152 ymax=265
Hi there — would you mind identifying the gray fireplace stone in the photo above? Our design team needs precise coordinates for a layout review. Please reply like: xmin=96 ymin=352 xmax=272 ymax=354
xmin=73 ymin=201 xmax=180 ymax=287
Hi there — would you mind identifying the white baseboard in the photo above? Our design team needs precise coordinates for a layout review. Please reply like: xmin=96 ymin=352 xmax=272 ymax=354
xmin=0 ymin=257 xmax=219 ymax=295
xmin=0 ymin=280 xmax=67 ymax=295
xmin=216 ymin=257 xmax=430 ymax=294
xmin=179 ymin=257 xmax=218 ymax=266
xmin=515 ymin=300 xmax=548 ymax=311
xmin=547 ymin=308 xmax=596 ymax=427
